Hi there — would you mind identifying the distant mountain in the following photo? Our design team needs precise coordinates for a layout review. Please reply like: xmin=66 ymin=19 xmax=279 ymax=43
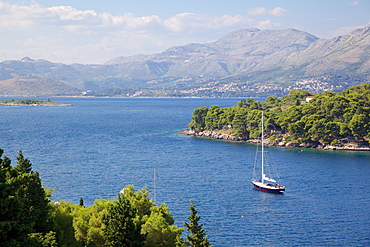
xmin=105 ymin=28 xmax=318 ymax=78
xmin=285 ymin=25 xmax=370 ymax=75
xmin=0 ymin=26 xmax=369 ymax=97
xmin=0 ymin=76 xmax=81 ymax=96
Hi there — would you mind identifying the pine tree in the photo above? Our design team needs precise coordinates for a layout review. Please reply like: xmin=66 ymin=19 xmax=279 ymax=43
xmin=103 ymin=193 xmax=146 ymax=247
xmin=181 ymin=201 xmax=211 ymax=247
xmin=0 ymin=149 xmax=54 ymax=245
xmin=16 ymin=150 xmax=32 ymax=173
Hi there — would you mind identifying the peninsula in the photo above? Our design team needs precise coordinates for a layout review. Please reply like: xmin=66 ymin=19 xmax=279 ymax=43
xmin=0 ymin=98 xmax=72 ymax=106
xmin=181 ymin=83 xmax=370 ymax=151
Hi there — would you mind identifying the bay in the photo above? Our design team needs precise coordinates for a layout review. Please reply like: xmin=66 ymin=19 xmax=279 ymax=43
xmin=0 ymin=97 xmax=369 ymax=246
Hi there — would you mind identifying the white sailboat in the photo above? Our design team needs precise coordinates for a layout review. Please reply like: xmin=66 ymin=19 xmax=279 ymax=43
xmin=251 ymin=111 xmax=285 ymax=194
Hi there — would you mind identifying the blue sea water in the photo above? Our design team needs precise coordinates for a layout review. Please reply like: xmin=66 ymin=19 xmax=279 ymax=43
xmin=1 ymin=97 xmax=370 ymax=246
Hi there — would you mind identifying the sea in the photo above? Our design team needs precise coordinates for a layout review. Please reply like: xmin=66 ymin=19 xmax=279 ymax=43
xmin=1 ymin=97 xmax=369 ymax=246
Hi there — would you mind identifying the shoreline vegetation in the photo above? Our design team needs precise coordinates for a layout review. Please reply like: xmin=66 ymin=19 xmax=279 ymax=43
xmin=0 ymin=98 xmax=72 ymax=106
xmin=182 ymin=83 xmax=370 ymax=152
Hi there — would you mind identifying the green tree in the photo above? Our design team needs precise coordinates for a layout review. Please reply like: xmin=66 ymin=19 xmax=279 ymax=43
xmin=16 ymin=150 xmax=32 ymax=174
xmin=120 ymin=185 xmax=182 ymax=247
xmin=349 ymin=114 xmax=370 ymax=139
xmin=325 ymin=122 xmax=341 ymax=139
xmin=103 ymin=193 xmax=146 ymax=247
xmin=204 ymin=105 xmax=223 ymax=130
xmin=0 ymin=149 xmax=55 ymax=246
xmin=28 ymin=231 xmax=58 ymax=247
xmin=277 ymin=105 xmax=303 ymax=132
xmin=281 ymin=89 xmax=312 ymax=105
xmin=120 ymin=185 xmax=153 ymax=223
xmin=262 ymin=96 xmax=281 ymax=109
xmin=308 ymin=119 xmax=325 ymax=141
xmin=188 ymin=107 xmax=208 ymax=131
xmin=50 ymin=200 xmax=82 ymax=247
xmin=179 ymin=201 xmax=211 ymax=247
xmin=231 ymin=107 xmax=248 ymax=137
xmin=72 ymin=198 xmax=109 ymax=246
xmin=141 ymin=205 xmax=183 ymax=247
xmin=245 ymin=109 xmax=262 ymax=138
xmin=288 ymin=120 xmax=306 ymax=139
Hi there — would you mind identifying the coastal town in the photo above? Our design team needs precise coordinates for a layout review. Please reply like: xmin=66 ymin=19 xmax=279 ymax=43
xmin=179 ymin=76 xmax=350 ymax=97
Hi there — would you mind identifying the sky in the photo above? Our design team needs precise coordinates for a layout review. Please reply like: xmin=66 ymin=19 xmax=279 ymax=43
xmin=0 ymin=0 xmax=369 ymax=64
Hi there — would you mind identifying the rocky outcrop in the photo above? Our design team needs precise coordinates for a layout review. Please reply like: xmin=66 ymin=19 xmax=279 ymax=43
xmin=179 ymin=129 xmax=370 ymax=151
xmin=180 ymin=129 xmax=245 ymax=141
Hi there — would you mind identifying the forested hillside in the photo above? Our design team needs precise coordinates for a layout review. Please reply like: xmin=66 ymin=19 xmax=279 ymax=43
xmin=186 ymin=83 xmax=370 ymax=149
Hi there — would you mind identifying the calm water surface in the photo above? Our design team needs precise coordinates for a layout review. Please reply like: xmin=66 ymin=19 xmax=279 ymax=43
xmin=1 ymin=97 xmax=369 ymax=246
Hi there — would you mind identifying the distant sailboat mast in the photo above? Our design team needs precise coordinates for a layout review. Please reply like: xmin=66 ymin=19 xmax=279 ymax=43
xmin=153 ymin=167 xmax=157 ymax=204
xmin=261 ymin=111 xmax=265 ymax=184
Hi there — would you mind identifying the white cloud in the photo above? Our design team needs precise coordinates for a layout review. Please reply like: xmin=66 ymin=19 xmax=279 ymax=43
xmin=163 ymin=13 xmax=255 ymax=33
xmin=0 ymin=1 xmax=285 ymax=63
xmin=257 ymin=19 xmax=282 ymax=29
xmin=350 ymin=1 xmax=359 ymax=6
xmin=270 ymin=7 xmax=289 ymax=17
xmin=248 ymin=7 xmax=288 ymax=17
xmin=0 ymin=2 xmax=272 ymax=33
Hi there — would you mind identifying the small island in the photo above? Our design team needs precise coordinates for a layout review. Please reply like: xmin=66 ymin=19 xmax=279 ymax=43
xmin=0 ymin=98 xmax=72 ymax=106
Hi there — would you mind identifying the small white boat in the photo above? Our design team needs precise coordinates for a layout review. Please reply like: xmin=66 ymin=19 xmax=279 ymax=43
xmin=251 ymin=111 xmax=285 ymax=194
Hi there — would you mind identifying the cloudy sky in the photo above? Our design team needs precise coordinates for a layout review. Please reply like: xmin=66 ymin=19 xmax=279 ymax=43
xmin=0 ymin=0 xmax=369 ymax=64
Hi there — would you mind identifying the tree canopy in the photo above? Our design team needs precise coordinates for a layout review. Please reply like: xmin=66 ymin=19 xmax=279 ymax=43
xmin=1 ymin=149 xmax=196 ymax=247
xmin=188 ymin=83 xmax=370 ymax=146
xmin=103 ymin=193 xmax=145 ymax=247
xmin=0 ymin=149 xmax=56 ymax=246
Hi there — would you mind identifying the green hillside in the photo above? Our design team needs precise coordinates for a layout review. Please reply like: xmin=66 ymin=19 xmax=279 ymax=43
xmin=0 ymin=76 xmax=80 ymax=96
xmin=187 ymin=83 xmax=370 ymax=148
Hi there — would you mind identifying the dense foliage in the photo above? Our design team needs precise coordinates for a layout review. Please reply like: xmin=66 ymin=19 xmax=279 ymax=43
xmin=103 ymin=193 xmax=145 ymax=247
xmin=188 ymin=83 xmax=370 ymax=145
xmin=0 ymin=149 xmax=210 ymax=246
xmin=51 ymin=186 xmax=185 ymax=247
xmin=0 ymin=149 xmax=56 ymax=246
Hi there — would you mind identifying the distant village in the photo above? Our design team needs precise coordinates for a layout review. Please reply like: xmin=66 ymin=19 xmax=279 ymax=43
xmin=179 ymin=76 xmax=348 ymax=97
xmin=81 ymin=76 xmax=351 ymax=98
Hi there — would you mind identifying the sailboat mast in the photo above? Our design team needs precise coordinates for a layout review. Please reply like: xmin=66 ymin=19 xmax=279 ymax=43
xmin=154 ymin=167 xmax=157 ymax=205
xmin=261 ymin=111 xmax=264 ymax=184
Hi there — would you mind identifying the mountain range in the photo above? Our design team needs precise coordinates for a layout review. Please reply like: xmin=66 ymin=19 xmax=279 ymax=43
xmin=0 ymin=25 xmax=369 ymax=97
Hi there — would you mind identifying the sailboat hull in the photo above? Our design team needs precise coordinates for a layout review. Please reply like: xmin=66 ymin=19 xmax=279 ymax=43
xmin=252 ymin=181 xmax=285 ymax=194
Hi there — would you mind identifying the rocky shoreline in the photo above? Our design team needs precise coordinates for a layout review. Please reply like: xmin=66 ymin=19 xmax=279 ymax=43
xmin=179 ymin=129 xmax=370 ymax=151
